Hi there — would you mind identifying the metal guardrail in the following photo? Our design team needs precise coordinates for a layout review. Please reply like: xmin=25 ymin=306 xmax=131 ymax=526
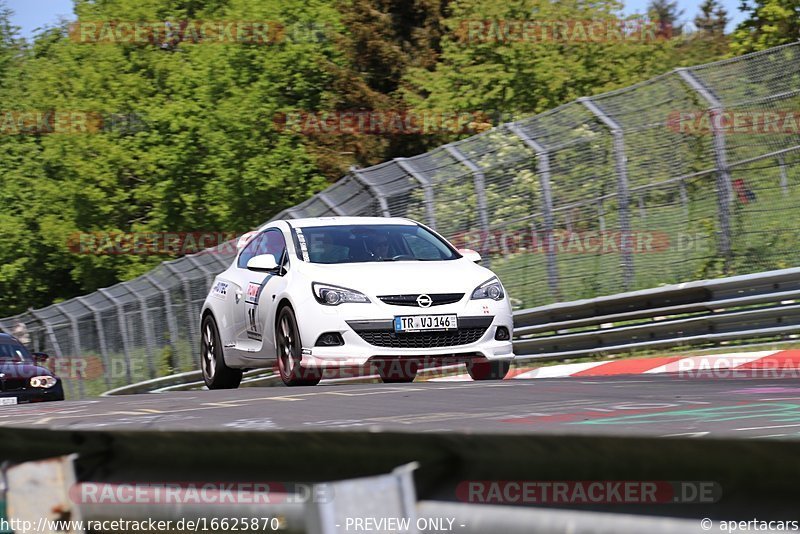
xmin=513 ymin=266 xmax=800 ymax=360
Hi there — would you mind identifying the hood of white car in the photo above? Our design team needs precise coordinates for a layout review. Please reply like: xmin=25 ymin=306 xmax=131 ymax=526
xmin=298 ymin=258 xmax=495 ymax=296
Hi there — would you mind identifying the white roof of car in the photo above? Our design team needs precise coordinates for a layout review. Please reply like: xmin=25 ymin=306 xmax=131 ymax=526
xmin=278 ymin=216 xmax=418 ymax=228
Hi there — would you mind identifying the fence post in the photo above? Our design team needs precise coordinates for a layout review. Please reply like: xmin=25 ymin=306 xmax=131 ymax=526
xmin=75 ymin=296 xmax=112 ymax=389
xmin=162 ymin=262 xmax=200 ymax=370
xmin=127 ymin=288 xmax=157 ymax=380
xmin=144 ymin=273 xmax=180 ymax=363
xmin=28 ymin=309 xmax=74 ymax=399
xmin=676 ymin=68 xmax=734 ymax=271
xmin=395 ymin=158 xmax=437 ymax=231
xmin=779 ymin=154 xmax=789 ymax=194
xmin=579 ymin=97 xmax=634 ymax=290
xmin=97 ymin=288 xmax=133 ymax=384
xmin=317 ymin=192 xmax=348 ymax=216
xmin=59 ymin=303 xmax=86 ymax=399
xmin=444 ymin=145 xmax=491 ymax=236
xmin=350 ymin=168 xmax=392 ymax=217
xmin=508 ymin=123 xmax=560 ymax=300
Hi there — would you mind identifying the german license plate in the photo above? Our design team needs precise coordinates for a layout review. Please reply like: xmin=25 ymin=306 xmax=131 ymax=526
xmin=394 ymin=314 xmax=457 ymax=332
xmin=0 ymin=398 xmax=17 ymax=406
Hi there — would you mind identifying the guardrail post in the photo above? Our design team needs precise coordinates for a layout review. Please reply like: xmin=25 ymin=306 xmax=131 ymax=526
xmin=444 ymin=145 xmax=491 ymax=236
xmin=350 ymin=168 xmax=392 ymax=217
xmin=779 ymin=154 xmax=789 ymax=194
xmin=317 ymin=192 xmax=348 ymax=216
xmin=163 ymin=262 xmax=200 ymax=369
xmin=97 ymin=289 xmax=133 ymax=384
xmin=507 ymin=123 xmax=560 ymax=300
xmin=183 ymin=254 xmax=217 ymax=295
xmin=125 ymin=287 xmax=157 ymax=380
xmin=59 ymin=303 xmax=86 ymax=398
xmin=28 ymin=309 xmax=74 ymax=399
xmin=579 ymin=97 xmax=634 ymax=290
xmin=75 ymin=296 xmax=113 ymax=389
xmin=679 ymin=179 xmax=689 ymax=221
xmin=676 ymin=68 xmax=734 ymax=271
xmin=144 ymin=273 xmax=180 ymax=362
xmin=395 ymin=158 xmax=437 ymax=231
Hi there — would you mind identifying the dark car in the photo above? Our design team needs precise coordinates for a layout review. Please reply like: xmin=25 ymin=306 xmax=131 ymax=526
xmin=0 ymin=333 xmax=64 ymax=405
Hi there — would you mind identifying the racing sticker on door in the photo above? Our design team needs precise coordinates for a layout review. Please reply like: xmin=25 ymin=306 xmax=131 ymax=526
xmin=245 ymin=275 xmax=272 ymax=341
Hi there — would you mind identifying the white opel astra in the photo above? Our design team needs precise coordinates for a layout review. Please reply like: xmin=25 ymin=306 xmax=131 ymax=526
xmin=200 ymin=217 xmax=514 ymax=387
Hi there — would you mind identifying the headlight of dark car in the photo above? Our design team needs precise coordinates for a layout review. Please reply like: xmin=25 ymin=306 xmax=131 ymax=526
xmin=29 ymin=376 xmax=58 ymax=388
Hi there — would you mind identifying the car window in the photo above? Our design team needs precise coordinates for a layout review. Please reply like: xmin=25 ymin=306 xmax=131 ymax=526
xmin=402 ymin=233 xmax=449 ymax=260
xmin=237 ymin=229 xmax=287 ymax=269
xmin=297 ymin=224 xmax=458 ymax=264
xmin=0 ymin=342 xmax=32 ymax=362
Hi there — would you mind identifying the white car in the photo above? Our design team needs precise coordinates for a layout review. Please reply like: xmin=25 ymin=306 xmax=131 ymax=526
xmin=199 ymin=217 xmax=514 ymax=387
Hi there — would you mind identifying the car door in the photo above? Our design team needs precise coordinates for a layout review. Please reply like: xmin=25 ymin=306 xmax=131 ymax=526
xmin=233 ymin=227 xmax=289 ymax=359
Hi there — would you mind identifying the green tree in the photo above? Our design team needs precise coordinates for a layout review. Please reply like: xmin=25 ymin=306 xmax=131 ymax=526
xmin=731 ymin=0 xmax=800 ymax=53
xmin=695 ymin=0 xmax=729 ymax=34
xmin=648 ymin=0 xmax=685 ymax=36
xmin=0 ymin=0 xmax=346 ymax=315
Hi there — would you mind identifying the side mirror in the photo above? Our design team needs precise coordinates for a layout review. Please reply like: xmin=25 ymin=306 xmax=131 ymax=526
xmin=247 ymin=254 xmax=279 ymax=272
xmin=458 ymin=249 xmax=482 ymax=263
xmin=32 ymin=352 xmax=49 ymax=363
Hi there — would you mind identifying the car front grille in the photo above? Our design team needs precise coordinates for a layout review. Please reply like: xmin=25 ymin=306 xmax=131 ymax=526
xmin=377 ymin=293 xmax=464 ymax=307
xmin=0 ymin=379 xmax=26 ymax=392
xmin=354 ymin=327 xmax=488 ymax=348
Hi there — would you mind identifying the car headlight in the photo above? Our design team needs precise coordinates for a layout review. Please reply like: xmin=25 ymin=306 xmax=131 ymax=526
xmin=29 ymin=376 xmax=57 ymax=388
xmin=471 ymin=277 xmax=505 ymax=301
xmin=312 ymin=282 xmax=371 ymax=305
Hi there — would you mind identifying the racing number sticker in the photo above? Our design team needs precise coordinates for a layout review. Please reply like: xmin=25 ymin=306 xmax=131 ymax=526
xmin=245 ymin=276 xmax=272 ymax=341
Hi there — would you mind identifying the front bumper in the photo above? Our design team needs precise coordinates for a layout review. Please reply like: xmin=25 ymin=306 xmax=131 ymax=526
xmin=295 ymin=297 xmax=514 ymax=369
xmin=0 ymin=384 xmax=65 ymax=404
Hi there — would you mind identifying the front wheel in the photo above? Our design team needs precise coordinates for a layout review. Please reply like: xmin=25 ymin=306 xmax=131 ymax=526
xmin=466 ymin=360 xmax=510 ymax=381
xmin=201 ymin=315 xmax=242 ymax=389
xmin=276 ymin=307 xmax=321 ymax=386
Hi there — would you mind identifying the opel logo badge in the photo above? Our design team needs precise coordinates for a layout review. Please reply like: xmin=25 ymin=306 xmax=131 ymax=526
xmin=416 ymin=294 xmax=433 ymax=308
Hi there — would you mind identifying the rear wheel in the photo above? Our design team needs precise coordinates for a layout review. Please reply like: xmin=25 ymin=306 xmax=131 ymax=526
xmin=466 ymin=360 xmax=510 ymax=381
xmin=276 ymin=306 xmax=321 ymax=386
xmin=201 ymin=315 xmax=242 ymax=389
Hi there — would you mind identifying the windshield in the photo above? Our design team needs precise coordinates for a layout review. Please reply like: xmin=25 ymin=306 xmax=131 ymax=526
xmin=294 ymin=224 xmax=460 ymax=264
xmin=0 ymin=341 xmax=33 ymax=363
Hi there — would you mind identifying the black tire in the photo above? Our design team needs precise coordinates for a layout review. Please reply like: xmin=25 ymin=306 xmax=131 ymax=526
xmin=376 ymin=360 xmax=418 ymax=384
xmin=466 ymin=359 xmax=510 ymax=381
xmin=201 ymin=315 xmax=243 ymax=390
xmin=276 ymin=306 xmax=321 ymax=386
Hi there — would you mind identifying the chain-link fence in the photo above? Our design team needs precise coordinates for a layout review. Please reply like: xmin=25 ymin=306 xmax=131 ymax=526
xmin=2 ymin=43 xmax=800 ymax=398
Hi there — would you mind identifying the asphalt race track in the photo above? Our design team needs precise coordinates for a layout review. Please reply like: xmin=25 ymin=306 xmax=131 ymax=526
xmin=2 ymin=374 xmax=800 ymax=439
